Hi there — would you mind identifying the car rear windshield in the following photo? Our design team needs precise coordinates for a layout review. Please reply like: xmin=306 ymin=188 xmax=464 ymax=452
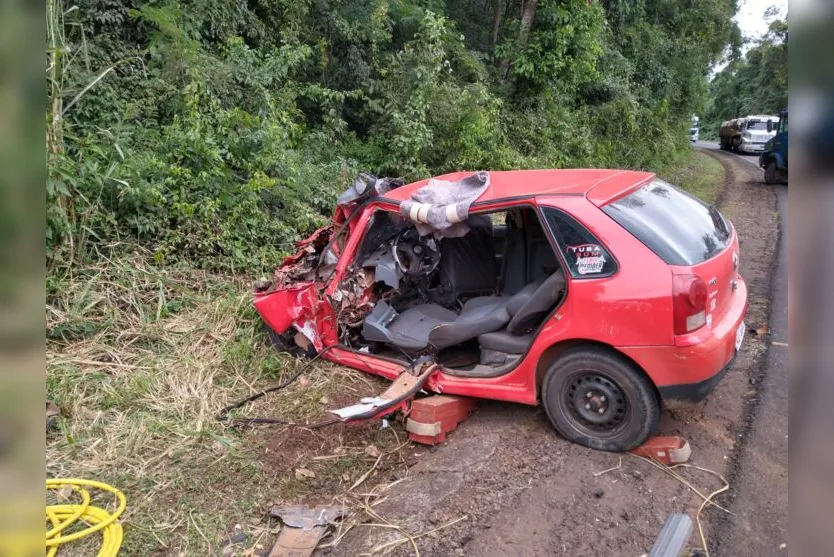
xmin=602 ymin=179 xmax=731 ymax=266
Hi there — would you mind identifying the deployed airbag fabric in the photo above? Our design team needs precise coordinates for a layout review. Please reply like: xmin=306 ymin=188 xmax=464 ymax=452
xmin=400 ymin=172 xmax=490 ymax=237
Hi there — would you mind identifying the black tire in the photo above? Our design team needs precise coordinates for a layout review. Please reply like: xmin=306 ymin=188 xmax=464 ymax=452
xmin=541 ymin=347 xmax=660 ymax=452
xmin=764 ymin=160 xmax=778 ymax=185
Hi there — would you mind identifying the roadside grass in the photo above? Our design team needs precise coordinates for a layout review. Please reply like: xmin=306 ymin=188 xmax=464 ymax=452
xmin=45 ymin=246 xmax=409 ymax=555
xmin=46 ymin=154 xmax=727 ymax=554
xmin=660 ymin=149 xmax=724 ymax=204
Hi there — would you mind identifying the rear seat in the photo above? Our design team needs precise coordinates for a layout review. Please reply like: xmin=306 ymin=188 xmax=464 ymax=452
xmin=478 ymin=330 xmax=535 ymax=354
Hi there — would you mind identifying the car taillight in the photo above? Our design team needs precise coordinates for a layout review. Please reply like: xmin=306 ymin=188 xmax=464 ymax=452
xmin=673 ymin=274 xmax=707 ymax=335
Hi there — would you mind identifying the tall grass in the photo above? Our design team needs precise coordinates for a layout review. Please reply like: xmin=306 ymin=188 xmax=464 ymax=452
xmin=45 ymin=246 xmax=406 ymax=553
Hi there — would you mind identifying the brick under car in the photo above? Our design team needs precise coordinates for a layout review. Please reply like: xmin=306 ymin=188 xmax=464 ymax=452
xmin=254 ymin=170 xmax=748 ymax=451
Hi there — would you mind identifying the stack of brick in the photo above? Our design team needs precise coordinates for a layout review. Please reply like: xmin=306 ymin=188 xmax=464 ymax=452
xmin=405 ymin=395 xmax=477 ymax=445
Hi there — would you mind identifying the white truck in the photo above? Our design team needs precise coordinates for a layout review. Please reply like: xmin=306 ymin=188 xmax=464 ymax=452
xmin=689 ymin=115 xmax=700 ymax=142
xmin=718 ymin=114 xmax=779 ymax=154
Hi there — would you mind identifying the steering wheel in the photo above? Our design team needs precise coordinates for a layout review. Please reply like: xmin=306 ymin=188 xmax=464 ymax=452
xmin=392 ymin=227 xmax=441 ymax=276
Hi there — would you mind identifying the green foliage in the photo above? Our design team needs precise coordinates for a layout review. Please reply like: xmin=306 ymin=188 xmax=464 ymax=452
xmin=704 ymin=10 xmax=788 ymax=130
xmin=659 ymin=150 xmax=724 ymax=205
xmin=47 ymin=0 xmax=741 ymax=273
xmin=497 ymin=0 xmax=604 ymax=95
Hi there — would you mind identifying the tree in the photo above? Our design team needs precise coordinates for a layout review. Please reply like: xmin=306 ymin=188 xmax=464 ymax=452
xmin=47 ymin=0 xmax=743 ymax=269
xmin=704 ymin=10 xmax=788 ymax=126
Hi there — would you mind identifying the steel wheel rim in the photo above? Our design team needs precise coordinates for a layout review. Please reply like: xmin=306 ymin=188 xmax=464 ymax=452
xmin=562 ymin=371 xmax=629 ymax=439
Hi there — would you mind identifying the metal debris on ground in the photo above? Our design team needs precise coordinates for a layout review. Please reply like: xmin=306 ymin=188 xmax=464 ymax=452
xmin=632 ymin=456 xmax=731 ymax=557
xmin=648 ymin=513 xmax=694 ymax=557
xmin=328 ymin=358 xmax=438 ymax=423
xmin=268 ymin=505 xmax=345 ymax=557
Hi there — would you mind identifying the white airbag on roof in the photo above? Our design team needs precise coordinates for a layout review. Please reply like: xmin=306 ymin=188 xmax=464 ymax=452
xmin=399 ymin=171 xmax=490 ymax=237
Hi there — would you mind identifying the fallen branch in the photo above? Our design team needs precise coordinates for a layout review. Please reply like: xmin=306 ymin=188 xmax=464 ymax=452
xmin=356 ymin=489 xmax=421 ymax=556
xmin=349 ymin=455 xmax=383 ymax=492
xmin=693 ymin=470 xmax=730 ymax=557
xmin=361 ymin=515 xmax=468 ymax=556
xmin=632 ymin=456 xmax=732 ymax=515
xmin=632 ymin=456 xmax=731 ymax=557
xmin=593 ymin=457 xmax=622 ymax=477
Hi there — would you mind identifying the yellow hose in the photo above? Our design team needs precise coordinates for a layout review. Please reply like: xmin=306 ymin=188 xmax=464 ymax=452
xmin=46 ymin=478 xmax=126 ymax=557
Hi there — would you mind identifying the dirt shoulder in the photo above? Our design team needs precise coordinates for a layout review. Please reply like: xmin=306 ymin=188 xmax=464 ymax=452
xmin=328 ymin=149 xmax=779 ymax=557
xmin=707 ymin=155 xmax=788 ymax=556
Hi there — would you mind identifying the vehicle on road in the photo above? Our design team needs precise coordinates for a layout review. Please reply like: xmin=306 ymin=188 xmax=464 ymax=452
xmin=253 ymin=171 xmax=748 ymax=451
xmin=760 ymin=108 xmax=788 ymax=184
xmin=719 ymin=114 xmax=779 ymax=154
xmin=689 ymin=115 xmax=700 ymax=142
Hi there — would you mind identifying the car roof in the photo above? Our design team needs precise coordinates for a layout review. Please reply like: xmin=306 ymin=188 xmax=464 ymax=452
xmin=383 ymin=169 xmax=655 ymax=207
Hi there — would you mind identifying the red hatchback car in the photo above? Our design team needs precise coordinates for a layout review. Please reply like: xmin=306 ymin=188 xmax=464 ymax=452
xmin=254 ymin=170 xmax=747 ymax=451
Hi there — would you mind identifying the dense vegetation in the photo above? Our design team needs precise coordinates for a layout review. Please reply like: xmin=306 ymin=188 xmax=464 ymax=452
xmin=45 ymin=5 xmax=741 ymax=551
xmin=47 ymin=0 xmax=739 ymax=273
xmin=702 ymin=7 xmax=788 ymax=138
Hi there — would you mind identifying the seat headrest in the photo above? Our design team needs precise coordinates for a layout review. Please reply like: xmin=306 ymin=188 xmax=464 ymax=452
xmin=465 ymin=214 xmax=493 ymax=229
xmin=506 ymin=270 xmax=566 ymax=335
xmin=505 ymin=277 xmax=546 ymax=316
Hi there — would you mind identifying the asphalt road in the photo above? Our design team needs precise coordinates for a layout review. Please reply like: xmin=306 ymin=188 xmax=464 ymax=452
xmin=695 ymin=144 xmax=789 ymax=554
xmin=695 ymin=139 xmax=762 ymax=167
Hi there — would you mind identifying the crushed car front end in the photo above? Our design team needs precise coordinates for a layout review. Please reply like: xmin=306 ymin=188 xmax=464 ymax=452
xmin=253 ymin=174 xmax=404 ymax=353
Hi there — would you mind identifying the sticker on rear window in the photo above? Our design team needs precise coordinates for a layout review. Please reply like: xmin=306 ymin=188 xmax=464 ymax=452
xmin=567 ymin=244 xmax=606 ymax=275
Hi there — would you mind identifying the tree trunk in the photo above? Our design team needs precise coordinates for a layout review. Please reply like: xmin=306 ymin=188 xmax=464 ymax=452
xmin=490 ymin=0 xmax=504 ymax=51
xmin=518 ymin=0 xmax=538 ymax=48
xmin=499 ymin=0 xmax=538 ymax=81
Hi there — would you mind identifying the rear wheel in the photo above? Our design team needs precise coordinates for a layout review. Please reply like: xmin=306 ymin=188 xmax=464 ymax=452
xmin=764 ymin=160 xmax=778 ymax=184
xmin=541 ymin=347 xmax=660 ymax=451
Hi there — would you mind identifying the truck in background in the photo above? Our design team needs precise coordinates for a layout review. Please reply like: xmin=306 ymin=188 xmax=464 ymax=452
xmin=689 ymin=115 xmax=700 ymax=142
xmin=759 ymin=108 xmax=787 ymax=184
xmin=719 ymin=114 xmax=779 ymax=154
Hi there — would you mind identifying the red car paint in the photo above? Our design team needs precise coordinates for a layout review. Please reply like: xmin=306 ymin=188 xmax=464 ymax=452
xmin=253 ymin=170 xmax=747 ymax=405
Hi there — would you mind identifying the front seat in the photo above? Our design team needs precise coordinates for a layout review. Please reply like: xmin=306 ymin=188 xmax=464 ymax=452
xmin=436 ymin=215 xmax=497 ymax=299
xmin=361 ymin=270 xmax=565 ymax=351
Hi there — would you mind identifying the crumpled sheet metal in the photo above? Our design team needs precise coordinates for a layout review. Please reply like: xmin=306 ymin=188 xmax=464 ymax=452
xmin=267 ymin=505 xmax=345 ymax=557
xmin=337 ymin=173 xmax=404 ymax=206
xmin=253 ymin=283 xmax=336 ymax=351
xmin=278 ymin=226 xmax=333 ymax=267
xmin=272 ymin=225 xmax=338 ymax=289
xmin=255 ymin=181 xmax=390 ymax=353
xmin=331 ymin=268 xmax=375 ymax=328
xmin=269 ymin=505 xmax=345 ymax=530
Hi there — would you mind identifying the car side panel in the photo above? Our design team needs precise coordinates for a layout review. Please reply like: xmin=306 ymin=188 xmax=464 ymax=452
xmin=536 ymin=195 xmax=675 ymax=347
xmin=414 ymin=194 xmax=678 ymax=404
xmin=257 ymin=193 xmax=690 ymax=405
xmin=619 ymin=274 xmax=747 ymax=389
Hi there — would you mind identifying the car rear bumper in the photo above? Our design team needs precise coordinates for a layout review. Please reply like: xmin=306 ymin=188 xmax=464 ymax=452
xmin=619 ymin=276 xmax=748 ymax=402
xmin=740 ymin=143 xmax=766 ymax=153
xmin=657 ymin=351 xmax=736 ymax=402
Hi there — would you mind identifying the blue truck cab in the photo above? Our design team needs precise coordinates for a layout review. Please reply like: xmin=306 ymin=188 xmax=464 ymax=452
xmin=760 ymin=109 xmax=788 ymax=184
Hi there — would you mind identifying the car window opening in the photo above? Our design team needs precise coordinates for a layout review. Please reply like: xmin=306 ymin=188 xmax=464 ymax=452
xmin=334 ymin=205 xmax=568 ymax=377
